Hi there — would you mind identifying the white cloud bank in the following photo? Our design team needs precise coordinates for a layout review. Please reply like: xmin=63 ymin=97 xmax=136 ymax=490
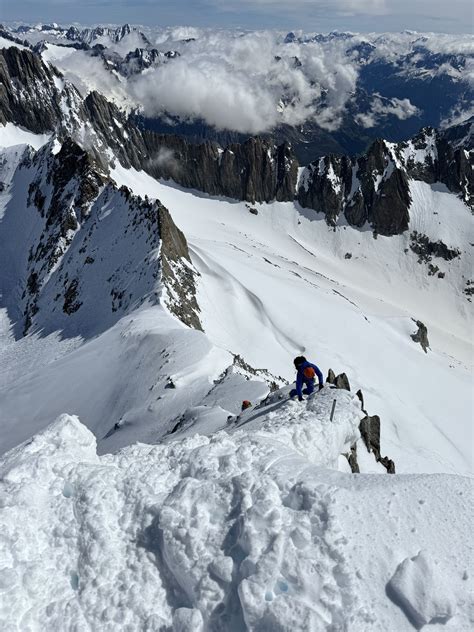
xmin=130 ymin=31 xmax=360 ymax=133
xmin=37 ymin=26 xmax=473 ymax=135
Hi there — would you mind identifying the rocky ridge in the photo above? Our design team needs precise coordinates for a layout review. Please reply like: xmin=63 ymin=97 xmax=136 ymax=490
xmin=0 ymin=138 xmax=201 ymax=338
xmin=326 ymin=369 xmax=396 ymax=474
xmin=0 ymin=47 xmax=472 ymax=238
xmin=0 ymin=48 xmax=298 ymax=204
xmin=298 ymin=127 xmax=473 ymax=236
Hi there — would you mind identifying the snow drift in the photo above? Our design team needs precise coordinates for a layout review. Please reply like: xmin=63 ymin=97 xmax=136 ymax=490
xmin=0 ymin=390 xmax=471 ymax=631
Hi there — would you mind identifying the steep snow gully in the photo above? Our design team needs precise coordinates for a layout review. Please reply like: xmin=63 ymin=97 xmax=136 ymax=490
xmin=1 ymin=389 xmax=472 ymax=631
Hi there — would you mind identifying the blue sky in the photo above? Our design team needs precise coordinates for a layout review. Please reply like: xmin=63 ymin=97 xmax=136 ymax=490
xmin=1 ymin=0 xmax=472 ymax=33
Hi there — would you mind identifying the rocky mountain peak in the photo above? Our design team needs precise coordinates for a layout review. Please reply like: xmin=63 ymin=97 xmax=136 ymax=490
xmin=0 ymin=138 xmax=201 ymax=337
xmin=298 ymin=125 xmax=472 ymax=235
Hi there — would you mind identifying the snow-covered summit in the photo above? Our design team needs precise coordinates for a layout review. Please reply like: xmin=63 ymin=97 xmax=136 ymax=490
xmin=0 ymin=391 xmax=471 ymax=630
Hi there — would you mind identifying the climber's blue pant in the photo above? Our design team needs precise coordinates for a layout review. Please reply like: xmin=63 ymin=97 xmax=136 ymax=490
xmin=290 ymin=379 xmax=315 ymax=398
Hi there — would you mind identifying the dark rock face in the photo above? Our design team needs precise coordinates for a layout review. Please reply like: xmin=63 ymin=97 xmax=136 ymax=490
xmin=158 ymin=206 xmax=202 ymax=331
xmin=359 ymin=414 xmax=396 ymax=474
xmin=298 ymin=127 xmax=472 ymax=235
xmin=344 ymin=443 xmax=360 ymax=474
xmin=404 ymin=129 xmax=474 ymax=209
xmin=335 ymin=373 xmax=351 ymax=391
xmin=298 ymin=138 xmax=412 ymax=235
xmin=298 ymin=155 xmax=352 ymax=225
xmin=328 ymin=369 xmax=396 ymax=474
xmin=0 ymin=47 xmax=68 ymax=132
xmin=2 ymin=138 xmax=201 ymax=338
xmin=369 ymin=168 xmax=411 ymax=236
xmin=326 ymin=369 xmax=351 ymax=391
xmin=411 ymin=320 xmax=430 ymax=353
xmin=359 ymin=415 xmax=381 ymax=456
xmin=410 ymin=231 xmax=461 ymax=263
xmin=141 ymin=134 xmax=298 ymax=203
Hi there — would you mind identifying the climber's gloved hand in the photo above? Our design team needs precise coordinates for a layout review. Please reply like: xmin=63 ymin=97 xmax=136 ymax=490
xmin=318 ymin=384 xmax=324 ymax=391
xmin=298 ymin=396 xmax=303 ymax=402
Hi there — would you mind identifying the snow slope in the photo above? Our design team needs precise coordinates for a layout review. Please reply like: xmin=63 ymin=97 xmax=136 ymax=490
xmin=0 ymin=394 xmax=471 ymax=631
xmin=0 ymin=123 xmax=51 ymax=150
xmin=0 ymin=140 xmax=270 ymax=456
xmin=110 ymin=165 xmax=474 ymax=476
xmin=0 ymin=140 xmax=471 ymax=475
xmin=0 ymin=305 xmax=268 ymax=455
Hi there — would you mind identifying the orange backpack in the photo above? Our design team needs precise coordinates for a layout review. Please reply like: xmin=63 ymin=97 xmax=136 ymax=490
xmin=303 ymin=366 xmax=316 ymax=379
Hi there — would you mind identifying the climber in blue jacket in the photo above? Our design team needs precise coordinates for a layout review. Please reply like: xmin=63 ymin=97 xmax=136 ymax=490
xmin=290 ymin=356 xmax=324 ymax=401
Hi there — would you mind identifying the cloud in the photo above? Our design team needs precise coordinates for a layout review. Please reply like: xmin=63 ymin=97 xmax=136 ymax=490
xmin=41 ymin=44 xmax=132 ymax=108
xmin=355 ymin=94 xmax=420 ymax=127
xmin=130 ymin=30 xmax=360 ymax=133
xmin=143 ymin=147 xmax=181 ymax=177
xmin=440 ymin=104 xmax=474 ymax=129
xmin=36 ymin=25 xmax=472 ymax=136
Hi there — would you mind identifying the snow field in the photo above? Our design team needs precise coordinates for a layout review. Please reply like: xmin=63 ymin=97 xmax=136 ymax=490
xmin=0 ymin=390 xmax=471 ymax=631
xmin=0 ymin=143 xmax=472 ymax=475
xmin=0 ymin=307 xmax=255 ymax=455
xmin=0 ymin=124 xmax=51 ymax=151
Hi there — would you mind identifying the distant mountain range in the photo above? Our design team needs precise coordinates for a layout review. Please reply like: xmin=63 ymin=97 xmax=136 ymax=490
xmin=1 ymin=23 xmax=472 ymax=161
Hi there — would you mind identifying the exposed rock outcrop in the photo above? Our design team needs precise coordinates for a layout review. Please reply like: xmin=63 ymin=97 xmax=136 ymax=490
xmin=1 ymin=138 xmax=201 ymax=338
xmin=298 ymin=155 xmax=352 ymax=226
xmin=343 ymin=442 xmax=360 ymax=474
xmin=411 ymin=320 xmax=430 ymax=353
xmin=359 ymin=415 xmax=396 ymax=474
xmin=0 ymin=47 xmax=69 ymax=132
xmin=158 ymin=205 xmax=202 ymax=331
xmin=232 ymin=354 xmax=288 ymax=391
xmin=141 ymin=133 xmax=298 ymax=203
xmin=326 ymin=369 xmax=351 ymax=391
xmin=298 ymin=138 xmax=412 ymax=236
xmin=328 ymin=368 xmax=395 ymax=473
xmin=298 ymin=127 xmax=473 ymax=235
xmin=409 ymin=231 xmax=461 ymax=263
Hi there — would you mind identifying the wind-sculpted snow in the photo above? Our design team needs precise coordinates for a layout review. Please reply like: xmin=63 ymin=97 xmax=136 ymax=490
xmin=0 ymin=392 xmax=472 ymax=631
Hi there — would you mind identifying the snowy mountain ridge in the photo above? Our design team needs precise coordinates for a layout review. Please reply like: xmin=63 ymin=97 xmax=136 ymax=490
xmin=0 ymin=389 xmax=471 ymax=630
xmin=0 ymin=44 xmax=471 ymax=240
xmin=298 ymin=126 xmax=473 ymax=234
xmin=0 ymin=138 xmax=200 ymax=338
xmin=1 ymin=125 xmax=471 ymax=471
